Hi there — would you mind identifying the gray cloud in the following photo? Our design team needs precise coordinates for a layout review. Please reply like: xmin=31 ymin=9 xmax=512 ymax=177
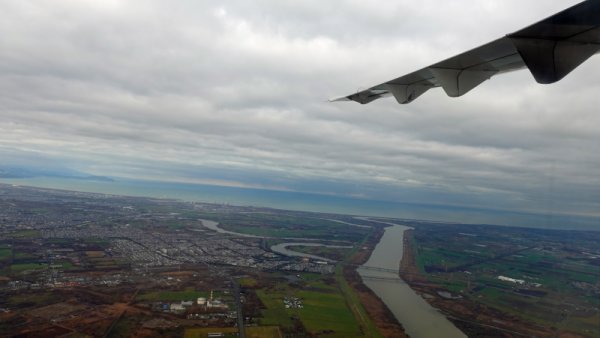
xmin=0 ymin=0 xmax=598 ymax=223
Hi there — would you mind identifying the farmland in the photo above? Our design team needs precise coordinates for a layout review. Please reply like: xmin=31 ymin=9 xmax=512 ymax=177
xmin=185 ymin=326 xmax=282 ymax=338
xmin=136 ymin=289 xmax=220 ymax=302
xmin=401 ymin=221 xmax=600 ymax=337
xmin=0 ymin=184 xmax=397 ymax=337
xmin=201 ymin=212 xmax=370 ymax=242
xmin=255 ymin=275 xmax=364 ymax=337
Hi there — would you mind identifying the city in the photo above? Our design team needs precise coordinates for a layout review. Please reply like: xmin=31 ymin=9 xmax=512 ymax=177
xmin=2 ymin=183 xmax=598 ymax=337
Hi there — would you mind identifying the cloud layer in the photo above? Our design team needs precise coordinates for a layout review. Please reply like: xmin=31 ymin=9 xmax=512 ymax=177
xmin=1 ymin=0 xmax=598 ymax=222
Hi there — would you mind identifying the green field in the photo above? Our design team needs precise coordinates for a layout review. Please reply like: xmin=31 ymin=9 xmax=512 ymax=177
xmin=0 ymin=248 xmax=11 ymax=262
xmin=335 ymin=265 xmax=383 ymax=338
xmin=56 ymin=261 xmax=75 ymax=270
xmin=407 ymin=221 xmax=600 ymax=337
xmin=208 ymin=212 xmax=369 ymax=242
xmin=287 ymin=245 xmax=353 ymax=261
xmin=256 ymin=288 xmax=294 ymax=328
xmin=13 ymin=251 xmax=35 ymax=260
xmin=256 ymin=278 xmax=365 ymax=337
xmin=6 ymin=291 xmax=62 ymax=308
xmin=239 ymin=277 xmax=258 ymax=288
xmin=165 ymin=220 xmax=186 ymax=229
xmin=9 ymin=230 xmax=40 ymax=238
xmin=10 ymin=262 xmax=47 ymax=272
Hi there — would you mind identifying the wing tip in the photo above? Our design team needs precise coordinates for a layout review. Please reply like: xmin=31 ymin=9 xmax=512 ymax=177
xmin=328 ymin=95 xmax=352 ymax=102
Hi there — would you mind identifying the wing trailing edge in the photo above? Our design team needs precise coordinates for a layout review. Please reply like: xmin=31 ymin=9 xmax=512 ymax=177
xmin=333 ymin=0 xmax=600 ymax=105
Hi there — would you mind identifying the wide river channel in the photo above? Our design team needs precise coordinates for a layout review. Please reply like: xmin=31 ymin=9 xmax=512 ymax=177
xmin=200 ymin=219 xmax=466 ymax=338
xmin=358 ymin=223 xmax=466 ymax=338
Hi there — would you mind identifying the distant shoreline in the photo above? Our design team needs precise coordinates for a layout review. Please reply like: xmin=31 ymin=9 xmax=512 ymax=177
xmin=1 ymin=178 xmax=599 ymax=231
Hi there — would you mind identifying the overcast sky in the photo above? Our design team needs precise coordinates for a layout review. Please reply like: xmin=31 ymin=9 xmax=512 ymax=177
xmin=1 ymin=0 xmax=598 ymax=222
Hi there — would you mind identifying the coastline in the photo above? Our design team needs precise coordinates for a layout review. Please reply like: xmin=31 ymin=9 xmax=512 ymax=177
xmin=345 ymin=227 xmax=409 ymax=338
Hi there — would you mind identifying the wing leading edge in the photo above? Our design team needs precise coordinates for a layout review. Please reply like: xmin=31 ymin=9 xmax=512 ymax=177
xmin=333 ymin=0 xmax=600 ymax=105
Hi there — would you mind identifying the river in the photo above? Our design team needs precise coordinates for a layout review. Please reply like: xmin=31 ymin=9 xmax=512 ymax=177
xmin=199 ymin=219 xmax=261 ymax=238
xmin=199 ymin=219 xmax=352 ymax=262
xmin=198 ymin=219 xmax=351 ymax=244
xmin=200 ymin=218 xmax=466 ymax=337
xmin=270 ymin=242 xmax=353 ymax=262
xmin=358 ymin=223 xmax=466 ymax=338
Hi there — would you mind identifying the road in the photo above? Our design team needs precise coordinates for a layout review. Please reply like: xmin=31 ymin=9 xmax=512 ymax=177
xmin=233 ymin=279 xmax=245 ymax=338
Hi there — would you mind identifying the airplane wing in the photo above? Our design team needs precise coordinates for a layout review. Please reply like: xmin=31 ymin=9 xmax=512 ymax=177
xmin=333 ymin=0 xmax=600 ymax=105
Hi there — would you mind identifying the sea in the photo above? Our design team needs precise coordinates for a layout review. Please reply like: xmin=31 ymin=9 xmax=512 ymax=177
xmin=0 ymin=177 xmax=598 ymax=231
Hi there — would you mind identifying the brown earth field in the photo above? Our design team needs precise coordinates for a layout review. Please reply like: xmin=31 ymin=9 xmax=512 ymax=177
xmin=399 ymin=229 xmax=586 ymax=338
xmin=345 ymin=227 xmax=409 ymax=338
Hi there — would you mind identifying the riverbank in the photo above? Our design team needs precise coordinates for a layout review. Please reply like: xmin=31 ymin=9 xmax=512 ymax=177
xmin=200 ymin=218 xmax=408 ymax=336
xmin=344 ymin=227 xmax=409 ymax=338
xmin=399 ymin=230 xmax=555 ymax=338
